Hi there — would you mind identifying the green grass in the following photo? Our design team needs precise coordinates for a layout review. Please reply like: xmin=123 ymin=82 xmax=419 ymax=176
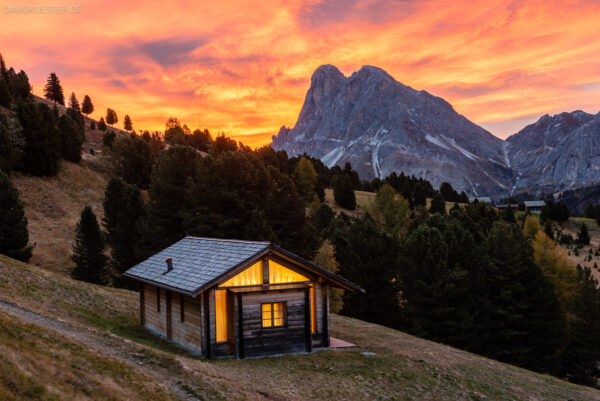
xmin=2 ymin=254 xmax=600 ymax=400
xmin=0 ymin=312 xmax=174 ymax=401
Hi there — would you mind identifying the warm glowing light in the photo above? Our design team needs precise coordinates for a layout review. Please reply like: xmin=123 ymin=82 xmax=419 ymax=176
xmin=215 ymin=289 xmax=228 ymax=342
xmin=269 ymin=261 xmax=309 ymax=284
xmin=310 ymin=284 xmax=316 ymax=334
xmin=2 ymin=1 xmax=598 ymax=145
xmin=219 ymin=261 xmax=263 ymax=287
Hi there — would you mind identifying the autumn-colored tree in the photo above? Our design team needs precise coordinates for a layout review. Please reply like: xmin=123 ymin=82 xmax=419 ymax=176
xmin=523 ymin=215 xmax=542 ymax=241
xmin=532 ymin=230 xmax=577 ymax=309
xmin=292 ymin=157 xmax=318 ymax=202
xmin=366 ymin=183 xmax=410 ymax=238
xmin=313 ymin=240 xmax=343 ymax=313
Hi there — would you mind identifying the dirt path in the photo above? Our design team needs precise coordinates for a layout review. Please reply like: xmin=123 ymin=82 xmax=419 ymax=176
xmin=0 ymin=299 xmax=202 ymax=401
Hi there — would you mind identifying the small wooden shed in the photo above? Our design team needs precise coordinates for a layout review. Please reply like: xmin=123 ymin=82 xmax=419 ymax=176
xmin=124 ymin=236 xmax=363 ymax=358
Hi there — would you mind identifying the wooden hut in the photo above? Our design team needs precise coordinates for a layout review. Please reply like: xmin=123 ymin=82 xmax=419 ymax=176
xmin=124 ymin=236 xmax=363 ymax=358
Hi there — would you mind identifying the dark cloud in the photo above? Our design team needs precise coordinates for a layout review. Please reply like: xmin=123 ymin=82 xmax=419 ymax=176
xmin=107 ymin=78 xmax=127 ymax=88
xmin=297 ymin=0 xmax=421 ymax=29
xmin=138 ymin=37 xmax=206 ymax=67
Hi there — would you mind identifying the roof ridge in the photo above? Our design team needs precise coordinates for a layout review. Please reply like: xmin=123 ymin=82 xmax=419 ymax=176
xmin=185 ymin=236 xmax=271 ymax=246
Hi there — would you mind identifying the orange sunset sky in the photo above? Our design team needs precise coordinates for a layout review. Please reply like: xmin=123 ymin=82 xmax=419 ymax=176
xmin=1 ymin=0 xmax=599 ymax=147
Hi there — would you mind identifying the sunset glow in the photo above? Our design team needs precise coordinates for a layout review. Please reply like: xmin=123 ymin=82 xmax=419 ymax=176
xmin=2 ymin=0 xmax=599 ymax=146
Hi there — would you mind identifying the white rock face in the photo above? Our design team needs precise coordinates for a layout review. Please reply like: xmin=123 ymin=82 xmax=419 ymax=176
xmin=272 ymin=65 xmax=600 ymax=198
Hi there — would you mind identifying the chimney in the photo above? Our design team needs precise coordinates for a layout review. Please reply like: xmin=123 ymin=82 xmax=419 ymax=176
xmin=165 ymin=257 xmax=173 ymax=272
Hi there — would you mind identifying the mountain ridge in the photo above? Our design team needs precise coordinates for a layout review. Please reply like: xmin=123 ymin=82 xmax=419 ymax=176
xmin=273 ymin=64 xmax=599 ymax=199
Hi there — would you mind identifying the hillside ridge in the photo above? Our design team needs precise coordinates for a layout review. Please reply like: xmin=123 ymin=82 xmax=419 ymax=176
xmin=1 ymin=253 xmax=599 ymax=400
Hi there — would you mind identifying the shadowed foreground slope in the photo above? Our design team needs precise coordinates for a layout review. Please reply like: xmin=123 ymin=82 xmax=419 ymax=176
xmin=0 ymin=254 xmax=599 ymax=400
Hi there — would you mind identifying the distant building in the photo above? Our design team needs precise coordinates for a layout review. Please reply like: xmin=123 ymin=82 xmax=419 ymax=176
xmin=469 ymin=196 xmax=492 ymax=204
xmin=524 ymin=200 xmax=546 ymax=213
xmin=495 ymin=203 xmax=520 ymax=210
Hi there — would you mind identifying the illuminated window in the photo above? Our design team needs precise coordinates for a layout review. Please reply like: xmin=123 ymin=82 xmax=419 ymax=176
xmin=269 ymin=261 xmax=309 ymax=284
xmin=219 ymin=261 xmax=263 ymax=287
xmin=262 ymin=302 xmax=286 ymax=328
xmin=215 ymin=290 xmax=228 ymax=342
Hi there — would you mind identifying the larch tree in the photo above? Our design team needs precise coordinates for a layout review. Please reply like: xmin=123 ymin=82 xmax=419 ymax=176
xmin=366 ymin=183 xmax=410 ymax=238
xmin=0 ymin=171 xmax=33 ymax=262
xmin=313 ymin=240 xmax=344 ymax=313
xmin=292 ymin=157 xmax=318 ymax=202
xmin=70 ymin=206 xmax=109 ymax=285
xmin=44 ymin=72 xmax=64 ymax=105
xmin=81 ymin=95 xmax=94 ymax=115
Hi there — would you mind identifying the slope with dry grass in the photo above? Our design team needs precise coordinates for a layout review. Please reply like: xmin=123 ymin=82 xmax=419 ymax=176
xmin=1 ymin=254 xmax=599 ymax=401
xmin=10 ymin=159 xmax=110 ymax=273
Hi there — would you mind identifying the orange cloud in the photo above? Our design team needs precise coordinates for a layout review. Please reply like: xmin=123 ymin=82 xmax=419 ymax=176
xmin=1 ymin=0 xmax=599 ymax=146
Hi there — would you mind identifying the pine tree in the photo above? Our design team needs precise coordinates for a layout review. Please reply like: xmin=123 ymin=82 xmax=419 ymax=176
xmin=0 ymin=78 xmax=11 ymax=107
xmin=143 ymin=146 xmax=202 ymax=252
xmin=123 ymin=114 xmax=132 ymax=131
xmin=68 ymin=92 xmax=80 ymax=112
xmin=58 ymin=113 xmax=83 ymax=163
xmin=15 ymin=100 xmax=61 ymax=176
xmin=561 ymin=266 xmax=600 ymax=385
xmin=81 ymin=95 xmax=94 ymax=115
xmin=332 ymin=215 xmax=402 ymax=328
xmin=70 ymin=206 xmax=109 ymax=285
xmin=333 ymin=175 xmax=356 ymax=210
xmin=479 ymin=221 xmax=564 ymax=372
xmin=429 ymin=193 xmax=446 ymax=214
xmin=106 ymin=108 xmax=118 ymax=126
xmin=97 ymin=117 xmax=107 ymax=131
xmin=577 ymin=223 xmax=590 ymax=246
xmin=412 ymin=182 xmax=426 ymax=207
xmin=109 ymin=134 xmax=154 ymax=189
xmin=0 ymin=171 xmax=33 ymax=261
xmin=103 ymin=178 xmax=144 ymax=288
xmin=44 ymin=72 xmax=64 ymax=105
xmin=0 ymin=53 xmax=7 ymax=82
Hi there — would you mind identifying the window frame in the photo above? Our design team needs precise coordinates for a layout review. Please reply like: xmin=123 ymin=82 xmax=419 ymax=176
xmin=261 ymin=302 xmax=287 ymax=329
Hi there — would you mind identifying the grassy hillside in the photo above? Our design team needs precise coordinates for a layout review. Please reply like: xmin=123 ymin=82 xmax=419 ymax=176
xmin=323 ymin=188 xmax=465 ymax=215
xmin=10 ymin=159 xmax=110 ymax=273
xmin=1 ymin=254 xmax=599 ymax=400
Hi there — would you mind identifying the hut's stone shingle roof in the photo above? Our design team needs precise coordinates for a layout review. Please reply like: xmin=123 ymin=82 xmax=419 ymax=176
xmin=125 ymin=236 xmax=270 ymax=295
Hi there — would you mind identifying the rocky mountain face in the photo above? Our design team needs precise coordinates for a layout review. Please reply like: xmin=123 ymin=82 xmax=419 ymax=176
xmin=506 ymin=112 xmax=600 ymax=194
xmin=272 ymin=64 xmax=600 ymax=198
xmin=273 ymin=65 xmax=512 ymax=197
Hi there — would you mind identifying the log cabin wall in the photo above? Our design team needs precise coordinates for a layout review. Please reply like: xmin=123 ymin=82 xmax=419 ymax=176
xmin=141 ymin=284 xmax=204 ymax=356
xmin=142 ymin=284 xmax=167 ymax=334
xmin=240 ymin=289 xmax=307 ymax=357
xmin=169 ymin=292 xmax=203 ymax=355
